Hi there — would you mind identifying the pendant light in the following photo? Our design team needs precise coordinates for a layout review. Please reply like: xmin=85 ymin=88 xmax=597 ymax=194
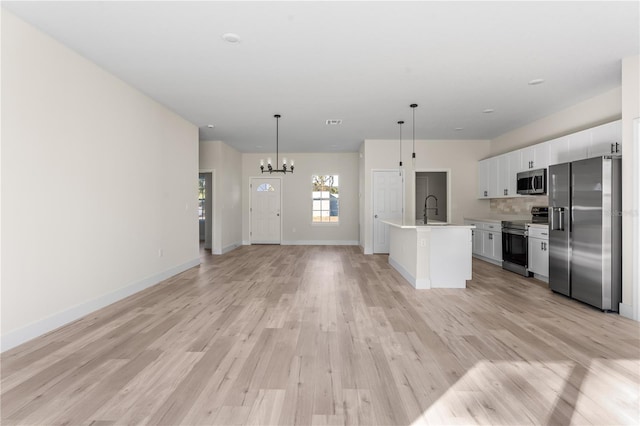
xmin=397 ymin=120 xmax=404 ymax=175
xmin=410 ymin=103 xmax=418 ymax=165
xmin=260 ymin=114 xmax=294 ymax=174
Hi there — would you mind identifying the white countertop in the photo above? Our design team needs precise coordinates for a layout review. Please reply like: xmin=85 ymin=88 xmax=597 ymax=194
xmin=464 ymin=215 xmax=530 ymax=223
xmin=382 ymin=219 xmax=475 ymax=229
xmin=527 ymin=223 xmax=549 ymax=228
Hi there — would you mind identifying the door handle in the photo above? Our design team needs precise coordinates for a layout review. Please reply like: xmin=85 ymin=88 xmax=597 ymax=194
xmin=277 ymin=213 xmax=280 ymax=216
xmin=374 ymin=214 xmax=378 ymax=218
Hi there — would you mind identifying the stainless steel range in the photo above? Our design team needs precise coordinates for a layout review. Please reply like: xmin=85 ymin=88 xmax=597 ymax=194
xmin=501 ymin=207 xmax=548 ymax=277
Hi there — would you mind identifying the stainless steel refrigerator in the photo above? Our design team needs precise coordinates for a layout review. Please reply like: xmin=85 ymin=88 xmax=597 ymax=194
xmin=548 ymin=156 xmax=622 ymax=311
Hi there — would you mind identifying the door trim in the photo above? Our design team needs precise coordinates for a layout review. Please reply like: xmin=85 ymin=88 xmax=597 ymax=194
xmin=199 ymin=168 xmax=217 ymax=253
xmin=414 ymin=168 xmax=452 ymax=224
xmin=250 ymin=176 xmax=283 ymax=245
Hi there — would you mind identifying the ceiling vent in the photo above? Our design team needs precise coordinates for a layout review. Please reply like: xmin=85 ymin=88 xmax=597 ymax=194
xmin=326 ymin=119 xmax=343 ymax=125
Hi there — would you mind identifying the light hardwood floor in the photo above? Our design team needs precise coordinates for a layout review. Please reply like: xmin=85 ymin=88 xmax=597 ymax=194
xmin=2 ymin=245 xmax=639 ymax=425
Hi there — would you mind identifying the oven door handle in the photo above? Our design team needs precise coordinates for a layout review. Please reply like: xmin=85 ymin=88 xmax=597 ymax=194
xmin=502 ymin=228 xmax=527 ymax=236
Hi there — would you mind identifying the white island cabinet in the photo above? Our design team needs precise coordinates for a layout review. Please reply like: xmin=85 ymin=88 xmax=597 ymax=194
xmin=383 ymin=220 xmax=475 ymax=289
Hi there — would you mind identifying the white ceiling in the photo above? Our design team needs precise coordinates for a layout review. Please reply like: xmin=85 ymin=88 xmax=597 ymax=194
xmin=3 ymin=1 xmax=638 ymax=153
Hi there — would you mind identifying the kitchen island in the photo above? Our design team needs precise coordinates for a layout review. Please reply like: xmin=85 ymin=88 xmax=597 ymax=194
xmin=382 ymin=220 xmax=475 ymax=289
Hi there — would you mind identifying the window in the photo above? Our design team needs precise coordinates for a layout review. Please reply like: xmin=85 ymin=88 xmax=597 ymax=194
xmin=312 ymin=175 xmax=339 ymax=223
xmin=256 ymin=183 xmax=275 ymax=192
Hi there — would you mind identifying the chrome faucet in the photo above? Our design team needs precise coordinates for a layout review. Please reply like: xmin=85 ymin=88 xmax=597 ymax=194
xmin=423 ymin=195 xmax=438 ymax=224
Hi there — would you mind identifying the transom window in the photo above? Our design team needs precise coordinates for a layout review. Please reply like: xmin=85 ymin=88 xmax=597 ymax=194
xmin=257 ymin=183 xmax=275 ymax=192
xmin=312 ymin=175 xmax=339 ymax=223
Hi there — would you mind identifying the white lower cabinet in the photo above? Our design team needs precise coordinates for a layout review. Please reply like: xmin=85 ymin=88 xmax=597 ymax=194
xmin=465 ymin=220 xmax=503 ymax=264
xmin=527 ymin=226 xmax=549 ymax=278
xmin=482 ymin=229 xmax=502 ymax=260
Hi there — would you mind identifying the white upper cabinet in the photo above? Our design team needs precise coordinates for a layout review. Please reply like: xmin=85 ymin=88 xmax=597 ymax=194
xmin=497 ymin=154 xmax=509 ymax=197
xmin=478 ymin=120 xmax=621 ymax=199
xmin=477 ymin=158 xmax=489 ymax=199
xmin=496 ymin=151 xmax=521 ymax=197
xmin=507 ymin=151 xmax=521 ymax=196
xmin=589 ymin=120 xmax=622 ymax=156
xmin=548 ymin=135 xmax=570 ymax=166
xmin=477 ymin=157 xmax=499 ymax=199
xmin=566 ymin=128 xmax=591 ymax=162
xmin=520 ymin=142 xmax=549 ymax=171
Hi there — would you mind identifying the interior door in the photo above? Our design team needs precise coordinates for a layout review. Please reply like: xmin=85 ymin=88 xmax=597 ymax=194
xmin=373 ymin=170 xmax=403 ymax=253
xmin=251 ymin=178 xmax=281 ymax=244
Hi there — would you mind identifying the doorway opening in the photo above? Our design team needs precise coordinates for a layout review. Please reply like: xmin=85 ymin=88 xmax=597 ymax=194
xmin=415 ymin=171 xmax=449 ymax=224
xmin=199 ymin=172 xmax=213 ymax=250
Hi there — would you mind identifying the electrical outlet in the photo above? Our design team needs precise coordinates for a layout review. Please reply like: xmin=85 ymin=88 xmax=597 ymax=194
xmin=158 ymin=248 xmax=163 ymax=257
xmin=420 ymin=239 xmax=427 ymax=247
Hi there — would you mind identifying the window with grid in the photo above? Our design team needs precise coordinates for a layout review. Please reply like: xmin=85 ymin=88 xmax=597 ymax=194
xmin=312 ymin=175 xmax=339 ymax=223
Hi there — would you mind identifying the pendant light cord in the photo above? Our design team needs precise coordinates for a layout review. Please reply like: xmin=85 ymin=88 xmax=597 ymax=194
xmin=411 ymin=103 xmax=418 ymax=160
xmin=398 ymin=120 xmax=404 ymax=169
xmin=275 ymin=114 xmax=279 ymax=167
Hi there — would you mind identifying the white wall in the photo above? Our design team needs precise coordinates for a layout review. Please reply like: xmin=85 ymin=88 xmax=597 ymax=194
xmin=1 ymin=11 xmax=200 ymax=350
xmin=490 ymin=87 xmax=621 ymax=156
xmin=361 ymin=138 xmax=492 ymax=254
xmin=241 ymin=152 xmax=359 ymax=245
xmin=199 ymin=141 xmax=243 ymax=254
xmin=621 ymin=55 xmax=639 ymax=319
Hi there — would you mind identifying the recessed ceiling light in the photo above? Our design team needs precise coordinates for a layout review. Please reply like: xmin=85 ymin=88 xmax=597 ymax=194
xmin=256 ymin=145 xmax=262 ymax=148
xmin=207 ymin=124 xmax=215 ymax=128
xmin=528 ymin=78 xmax=545 ymax=85
xmin=483 ymin=109 xmax=495 ymax=114
xmin=221 ymin=33 xmax=241 ymax=43
xmin=455 ymin=127 xmax=464 ymax=131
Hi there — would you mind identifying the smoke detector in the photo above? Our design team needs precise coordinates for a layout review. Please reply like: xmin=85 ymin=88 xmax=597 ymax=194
xmin=326 ymin=119 xmax=343 ymax=125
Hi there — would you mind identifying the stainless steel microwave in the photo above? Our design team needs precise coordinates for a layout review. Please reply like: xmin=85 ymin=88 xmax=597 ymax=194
xmin=517 ymin=168 xmax=547 ymax=195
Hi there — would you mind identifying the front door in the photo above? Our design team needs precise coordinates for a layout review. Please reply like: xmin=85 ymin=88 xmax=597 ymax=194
xmin=251 ymin=178 xmax=282 ymax=244
xmin=373 ymin=170 xmax=403 ymax=253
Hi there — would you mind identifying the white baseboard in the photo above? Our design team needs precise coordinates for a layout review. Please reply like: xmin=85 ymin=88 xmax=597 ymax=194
xmin=619 ymin=302 xmax=634 ymax=319
xmin=388 ymin=257 xmax=429 ymax=289
xmin=533 ymin=273 xmax=549 ymax=283
xmin=472 ymin=254 xmax=502 ymax=267
xmin=281 ymin=240 xmax=359 ymax=246
xmin=221 ymin=243 xmax=241 ymax=254
xmin=242 ymin=240 xmax=251 ymax=246
xmin=389 ymin=256 xmax=415 ymax=287
xmin=0 ymin=258 xmax=200 ymax=353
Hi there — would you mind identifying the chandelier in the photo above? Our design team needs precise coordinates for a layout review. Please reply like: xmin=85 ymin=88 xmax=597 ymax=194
xmin=260 ymin=114 xmax=294 ymax=174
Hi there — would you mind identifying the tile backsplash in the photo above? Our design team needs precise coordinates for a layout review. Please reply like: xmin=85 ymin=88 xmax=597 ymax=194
xmin=490 ymin=196 xmax=548 ymax=215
